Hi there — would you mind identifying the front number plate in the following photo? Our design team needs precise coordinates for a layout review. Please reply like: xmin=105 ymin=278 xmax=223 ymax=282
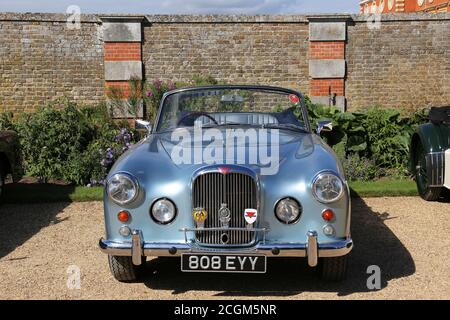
xmin=181 ymin=253 xmax=266 ymax=273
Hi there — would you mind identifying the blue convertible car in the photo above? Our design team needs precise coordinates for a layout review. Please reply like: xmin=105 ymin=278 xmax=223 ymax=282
xmin=99 ymin=85 xmax=353 ymax=281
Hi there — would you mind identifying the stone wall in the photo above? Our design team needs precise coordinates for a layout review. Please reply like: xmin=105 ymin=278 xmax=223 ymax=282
xmin=142 ymin=18 xmax=310 ymax=95
xmin=0 ymin=12 xmax=449 ymax=116
xmin=346 ymin=14 xmax=450 ymax=110
xmin=0 ymin=13 xmax=105 ymax=114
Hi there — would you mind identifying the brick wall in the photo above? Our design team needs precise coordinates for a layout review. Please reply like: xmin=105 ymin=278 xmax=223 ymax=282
xmin=142 ymin=19 xmax=310 ymax=95
xmin=0 ymin=13 xmax=104 ymax=114
xmin=309 ymin=42 xmax=345 ymax=59
xmin=0 ymin=13 xmax=449 ymax=116
xmin=104 ymin=43 xmax=141 ymax=61
xmin=347 ymin=14 xmax=450 ymax=110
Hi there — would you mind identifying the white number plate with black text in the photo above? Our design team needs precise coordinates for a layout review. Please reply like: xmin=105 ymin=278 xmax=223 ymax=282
xmin=181 ymin=253 xmax=266 ymax=273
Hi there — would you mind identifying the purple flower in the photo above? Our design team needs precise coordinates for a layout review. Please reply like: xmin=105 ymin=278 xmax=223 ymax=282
xmin=152 ymin=79 xmax=162 ymax=91
xmin=146 ymin=90 xmax=153 ymax=98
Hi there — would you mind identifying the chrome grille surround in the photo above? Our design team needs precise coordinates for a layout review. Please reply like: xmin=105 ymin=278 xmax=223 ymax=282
xmin=426 ymin=151 xmax=445 ymax=187
xmin=191 ymin=166 xmax=259 ymax=247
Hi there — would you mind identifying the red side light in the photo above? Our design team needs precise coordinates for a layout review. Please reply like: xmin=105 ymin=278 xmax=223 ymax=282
xmin=322 ymin=209 xmax=334 ymax=222
xmin=117 ymin=210 xmax=130 ymax=222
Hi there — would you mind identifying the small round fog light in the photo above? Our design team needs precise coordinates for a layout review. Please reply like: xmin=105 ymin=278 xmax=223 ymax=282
xmin=119 ymin=226 xmax=131 ymax=237
xmin=323 ymin=224 xmax=335 ymax=236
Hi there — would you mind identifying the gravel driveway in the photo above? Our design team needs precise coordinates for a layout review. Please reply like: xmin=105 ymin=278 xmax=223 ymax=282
xmin=0 ymin=197 xmax=449 ymax=300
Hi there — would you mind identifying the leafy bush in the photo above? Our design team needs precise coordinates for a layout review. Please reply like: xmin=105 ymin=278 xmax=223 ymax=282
xmin=363 ymin=108 xmax=410 ymax=172
xmin=0 ymin=111 xmax=15 ymax=131
xmin=16 ymin=101 xmax=91 ymax=183
xmin=306 ymin=98 xmax=430 ymax=177
xmin=15 ymin=100 xmax=138 ymax=185
xmin=341 ymin=154 xmax=386 ymax=181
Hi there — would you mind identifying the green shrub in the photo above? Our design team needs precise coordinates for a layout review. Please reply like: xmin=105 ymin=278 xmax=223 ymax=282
xmin=16 ymin=101 xmax=91 ymax=183
xmin=306 ymin=99 xmax=430 ymax=177
xmin=363 ymin=108 xmax=410 ymax=172
xmin=15 ymin=100 xmax=138 ymax=185
xmin=341 ymin=154 xmax=386 ymax=181
xmin=0 ymin=111 xmax=15 ymax=131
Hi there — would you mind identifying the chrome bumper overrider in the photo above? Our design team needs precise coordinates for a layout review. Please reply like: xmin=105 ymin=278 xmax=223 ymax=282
xmin=99 ymin=229 xmax=353 ymax=268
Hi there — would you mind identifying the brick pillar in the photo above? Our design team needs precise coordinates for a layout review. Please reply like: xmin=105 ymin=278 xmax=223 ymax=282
xmin=101 ymin=16 xmax=145 ymax=118
xmin=308 ymin=16 xmax=349 ymax=111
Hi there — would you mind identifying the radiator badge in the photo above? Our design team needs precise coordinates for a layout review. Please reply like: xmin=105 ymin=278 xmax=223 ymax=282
xmin=244 ymin=208 xmax=257 ymax=225
xmin=219 ymin=203 xmax=231 ymax=228
xmin=193 ymin=207 xmax=208 ymax=228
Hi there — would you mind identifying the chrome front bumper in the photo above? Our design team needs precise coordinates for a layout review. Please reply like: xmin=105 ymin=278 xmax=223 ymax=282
xmin=99 ymin=229 xmax=353 ymax=267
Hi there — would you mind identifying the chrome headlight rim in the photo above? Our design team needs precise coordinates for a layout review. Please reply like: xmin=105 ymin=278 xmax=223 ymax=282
xmin=312 ymin=171 xmax=344 ymax=204
xmin=274 ymin=197 xmax=302 ymax=225
xmin=106 ymin=172 xmax=140 ymax=205
xmin=150 ymin=197 xmax=178 ymax=225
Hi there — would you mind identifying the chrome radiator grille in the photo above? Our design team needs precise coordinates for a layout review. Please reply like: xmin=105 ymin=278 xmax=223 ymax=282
xmin=426 ymin=152 xmax=445 ymax=187
xmin=192 ymin=172 xmax=257 ymax=246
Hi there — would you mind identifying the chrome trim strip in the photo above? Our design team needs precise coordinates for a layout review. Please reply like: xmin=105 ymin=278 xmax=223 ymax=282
xmin=445 ymin=149 xmax=450 ymax=189
xmin=99 ymin=237 xmax=353 ymax=259
xmin=344 ymin=181 xmax=352 ymax=238
xmin=426 ymin=151 xmax=445 ymax=187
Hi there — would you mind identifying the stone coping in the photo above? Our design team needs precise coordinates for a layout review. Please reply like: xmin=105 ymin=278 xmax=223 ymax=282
xmin=0 ymin=12 xmax=449 ymax=24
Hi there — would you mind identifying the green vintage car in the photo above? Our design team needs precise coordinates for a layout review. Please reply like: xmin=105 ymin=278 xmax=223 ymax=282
xmin=0 ymin=130 xmax=23 ymax=199
xmin=410 ymin=106 xmax=450 ymax=201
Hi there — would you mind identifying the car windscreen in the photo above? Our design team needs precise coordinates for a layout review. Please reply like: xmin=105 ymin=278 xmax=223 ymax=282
xmin=156 ymin=88 xmax=307 ymax=132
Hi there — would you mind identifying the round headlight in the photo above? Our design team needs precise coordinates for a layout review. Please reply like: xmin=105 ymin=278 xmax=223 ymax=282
xmin=151 ymin=198 xmax=177 ymax=224
xmin=107 ymin=173 xmax=139 ymax=205
xmin=275 ymin=197 xmax=301 ymax=224
xmin=312 ymin=172 xmax=344 ymax=203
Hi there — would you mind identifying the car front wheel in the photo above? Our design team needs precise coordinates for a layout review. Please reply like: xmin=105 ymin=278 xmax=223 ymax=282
xmin=413 ymin=142 xmax=442 ymax=201
xmin=108 ymin=255 xmax=146 ymax=282
xmin=319 ymin=255 xmax=348 ymax=281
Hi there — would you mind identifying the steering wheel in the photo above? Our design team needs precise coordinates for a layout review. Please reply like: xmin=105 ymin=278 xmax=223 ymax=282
xmin=176 ymin=112 xmax=219 ymax=126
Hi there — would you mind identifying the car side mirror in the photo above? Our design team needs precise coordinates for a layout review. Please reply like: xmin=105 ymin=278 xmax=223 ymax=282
xmin=135 ymin=119 xmax=152 ymax=136
xmin=316 ymin=120 xmax=333 ymax=134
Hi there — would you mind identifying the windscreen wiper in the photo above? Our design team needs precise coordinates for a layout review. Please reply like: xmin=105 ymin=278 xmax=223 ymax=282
xmin=262 ymin=123 xmax=308 ymax=133
xmin=200 ymin=122 xmax=256 ymax=128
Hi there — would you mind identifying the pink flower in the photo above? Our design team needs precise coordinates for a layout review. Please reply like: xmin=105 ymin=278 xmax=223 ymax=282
xmin=152 ymin=79 xmax=162 ymax=90
xmin=146 ymin=90 xmax=153 ymax=97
